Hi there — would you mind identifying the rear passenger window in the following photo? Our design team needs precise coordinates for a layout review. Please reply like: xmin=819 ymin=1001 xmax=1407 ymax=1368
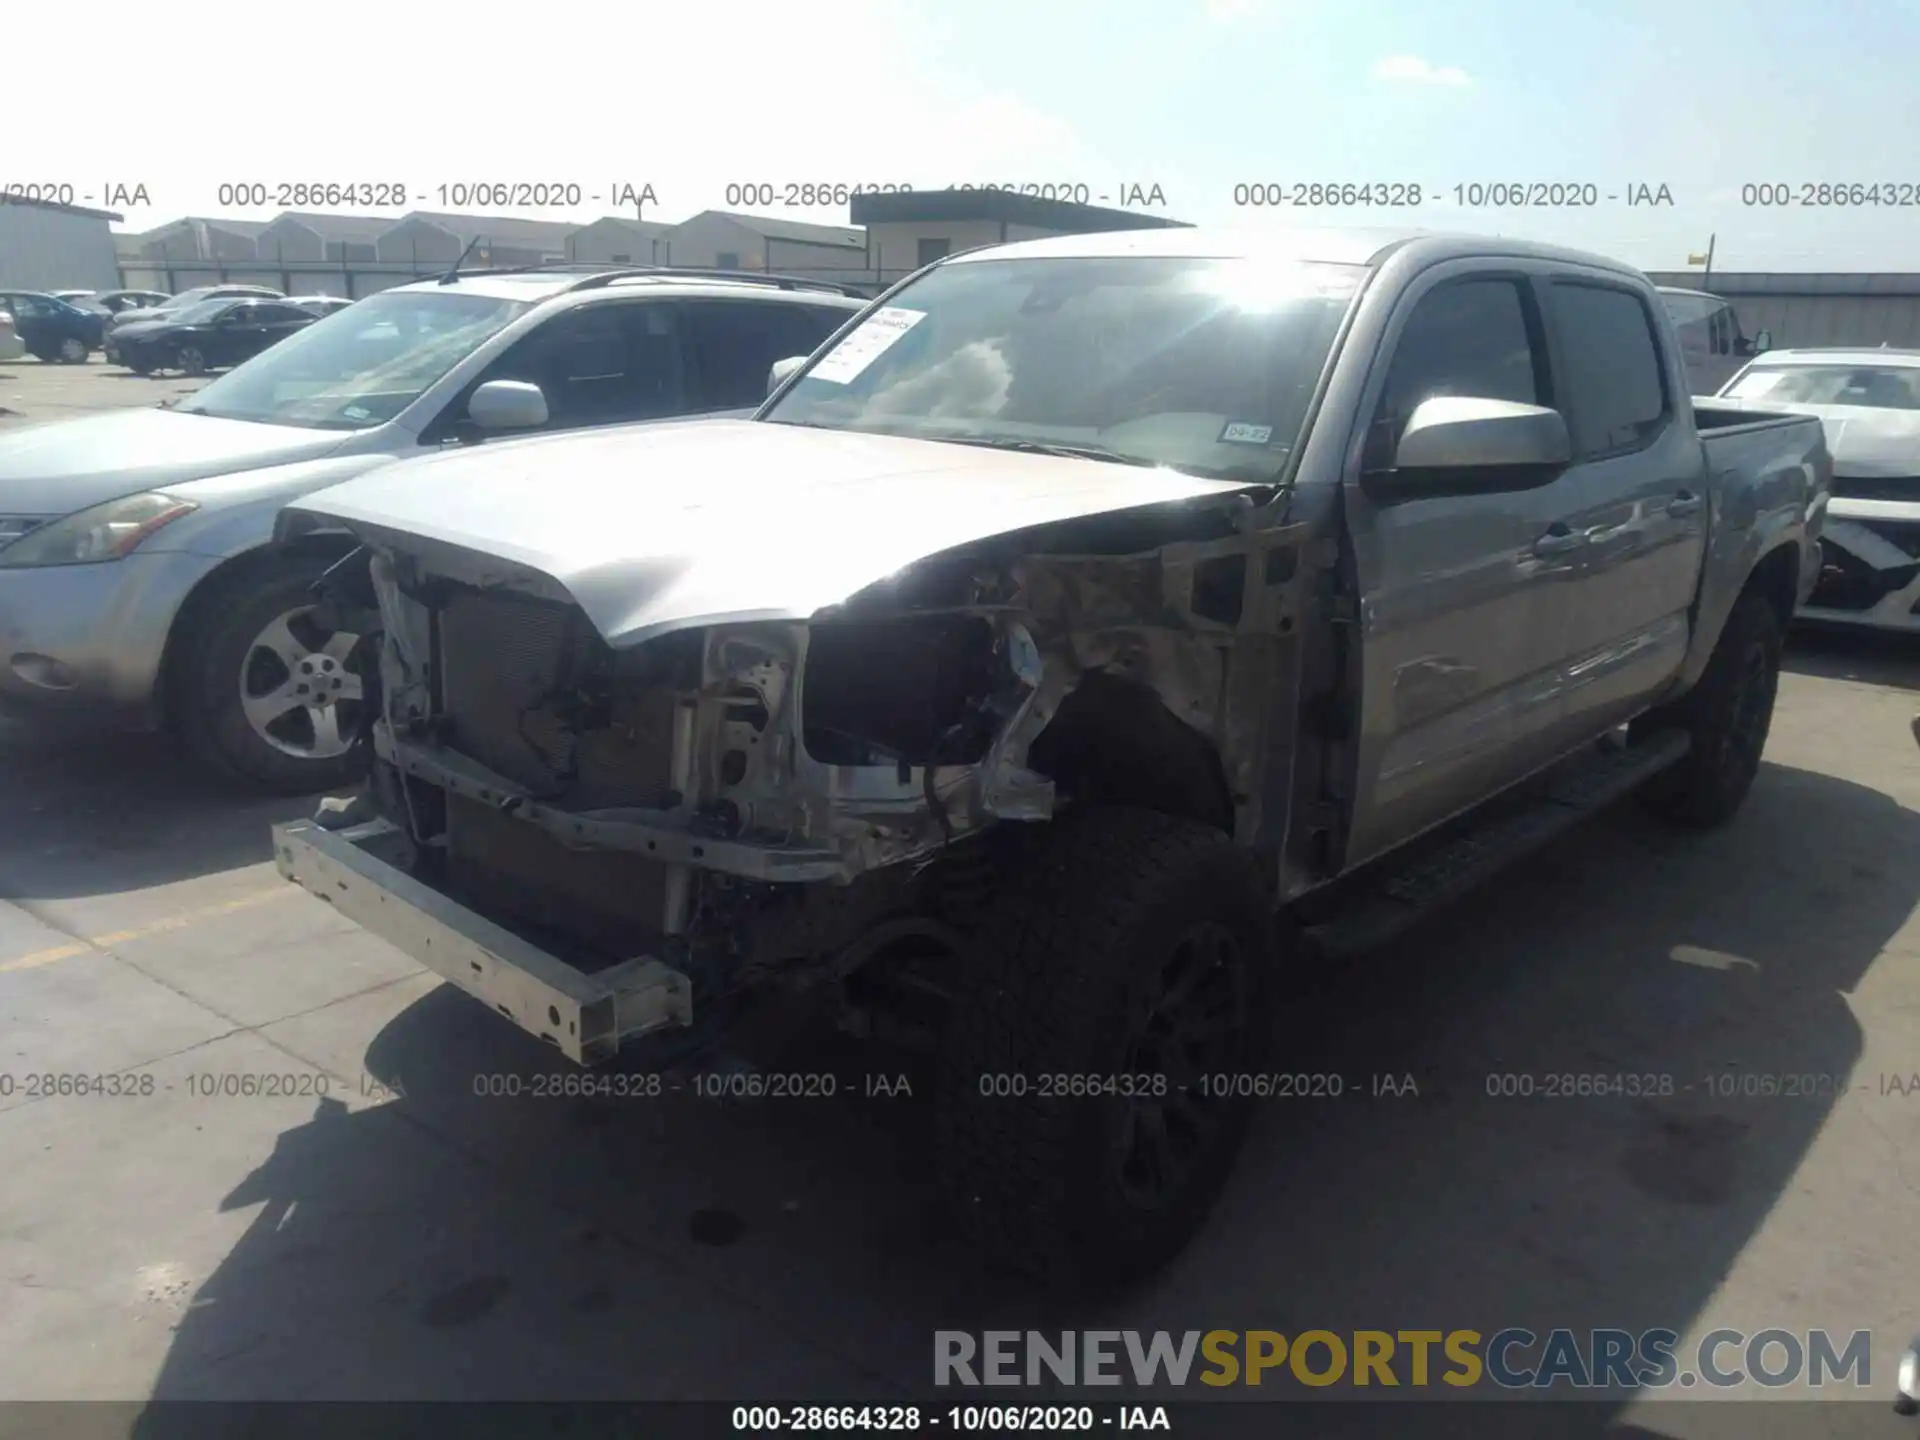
xmin=1547 ymin=282 xmax=1669 ymax=457
xmin=677 ymin=300 xmax=845 ymax=411
xmin=1371 ymin=278 xmax=1544 ymax=458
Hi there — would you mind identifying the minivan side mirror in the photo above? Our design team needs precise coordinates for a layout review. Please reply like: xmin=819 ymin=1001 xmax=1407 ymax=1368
xmin=768 ymin=355 xmax=807 ymax=398
xmin=1364 ymin=396 xmax=1572 ymax=502
xmin=467 ymin=379 xmax=549 ymax=432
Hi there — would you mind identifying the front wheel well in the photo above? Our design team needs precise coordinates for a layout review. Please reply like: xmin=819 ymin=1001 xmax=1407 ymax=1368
xmin=1025 ymin=671 xmax=1236 ymax=834
xmin=156 ymin=540 xmax=357 ymax=720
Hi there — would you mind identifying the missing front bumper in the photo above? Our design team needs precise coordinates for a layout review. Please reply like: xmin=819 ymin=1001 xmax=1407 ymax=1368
xmin=1802 ymin=517 xmax=1920 ymax=631
xmin=273 ymin=818 xmax=692 ymax=1065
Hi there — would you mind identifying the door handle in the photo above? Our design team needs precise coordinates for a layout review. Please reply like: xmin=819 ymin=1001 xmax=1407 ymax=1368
xmin=1667 ymin=492 xmax=1703 ymax=518
xmin=1532 ymin=527 xmax=1587 ymax=557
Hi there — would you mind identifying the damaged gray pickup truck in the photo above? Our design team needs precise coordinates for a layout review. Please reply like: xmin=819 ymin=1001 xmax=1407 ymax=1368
xmin=272 ymin=227 xmax=1830 ymax=1290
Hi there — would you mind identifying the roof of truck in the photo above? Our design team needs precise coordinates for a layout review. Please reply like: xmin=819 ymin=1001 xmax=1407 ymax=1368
xmin=1746 ymin=347 xmax=1920 ymax=367
xmin=953 ymin=226 xmax=1647 ymax=277
xmin=385 ymin=267 xmax=868 ymax=305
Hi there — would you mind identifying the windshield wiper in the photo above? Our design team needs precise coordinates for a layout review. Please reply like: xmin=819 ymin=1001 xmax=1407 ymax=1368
xmin=931 ymin=435 xmax=1164 ymax=467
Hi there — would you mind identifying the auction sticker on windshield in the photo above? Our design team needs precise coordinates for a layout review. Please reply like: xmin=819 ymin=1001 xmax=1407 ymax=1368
xmin=808 ymin=307 xmax=926 ymax=384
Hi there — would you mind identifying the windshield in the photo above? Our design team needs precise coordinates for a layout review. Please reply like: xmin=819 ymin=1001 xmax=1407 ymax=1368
xmin=178 ymin=288 xmax=532 ymax=430
xmin=763 ymin=255 xmax=1365 ymax=480
xmin=1725 ymin=363 xmax=1920 ymax=410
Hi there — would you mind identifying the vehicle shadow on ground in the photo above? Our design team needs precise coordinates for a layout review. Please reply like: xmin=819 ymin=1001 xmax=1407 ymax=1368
xmin=1786 ymin=625 xmax=1920 ymax=693
xmin=0 ymin=718 xmax=322 ymax=898
xmin=126 ymin=756 xmax=1912 ymax=1434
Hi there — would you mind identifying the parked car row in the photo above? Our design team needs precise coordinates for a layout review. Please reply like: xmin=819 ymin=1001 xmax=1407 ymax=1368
xmin=52 ymin=289 xmax=172 ymax=317
xmin=101 ymin=289 xmax=358 ymax=375
xmin=0 ymin=291 xmax=106 ymax=362
xmin=0 ymin=286 xmax=346 ymax=369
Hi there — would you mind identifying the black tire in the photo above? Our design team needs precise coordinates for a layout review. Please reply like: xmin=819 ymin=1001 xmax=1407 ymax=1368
xmin=934 ymin=806 xmax=1278 ymax=1292
xmin=1630 ymin=590 xmax=1782 ymax=827
xmin=177 ymin=345 xmax=207 ymax=377
xmin=58 ymin=337 xmax=89 ymax=364
xmin=167 ymin=557 xmax=374 ymax=794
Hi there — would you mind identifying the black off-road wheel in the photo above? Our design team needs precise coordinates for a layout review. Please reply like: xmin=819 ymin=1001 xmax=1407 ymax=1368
xmin=934 ymin=806 xmax=1278 ymax=1292
xmin=167 ymin=557 xmax=374 ymax=794
xmin=1630 ymin=590 xmax=1783 ymax=827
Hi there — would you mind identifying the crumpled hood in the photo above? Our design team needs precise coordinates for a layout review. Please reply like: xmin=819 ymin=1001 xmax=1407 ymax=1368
xmin=0 ymin=408 xmax=349 ymax=515
xmin=289 ymin=418 xmax=1261 ymax=648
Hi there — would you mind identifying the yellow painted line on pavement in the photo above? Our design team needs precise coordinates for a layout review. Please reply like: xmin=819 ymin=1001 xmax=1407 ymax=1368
xmin=0 ymin=887 xmax=299 ymax=974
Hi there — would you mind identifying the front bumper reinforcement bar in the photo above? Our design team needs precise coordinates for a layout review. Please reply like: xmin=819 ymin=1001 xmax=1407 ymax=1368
xmin=273 ymin=818 xmax=692 ymax=1065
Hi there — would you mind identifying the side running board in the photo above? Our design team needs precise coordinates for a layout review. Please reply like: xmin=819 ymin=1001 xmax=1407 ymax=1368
xmin=1300 ymin=729 xmax=1691 ymax=963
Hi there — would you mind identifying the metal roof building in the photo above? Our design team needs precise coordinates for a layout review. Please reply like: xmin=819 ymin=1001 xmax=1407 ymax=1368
xmin=0 ymin=195 xmax=126 ymax=291
xmin=1645 ymin=271 xmax=1920 ymax=349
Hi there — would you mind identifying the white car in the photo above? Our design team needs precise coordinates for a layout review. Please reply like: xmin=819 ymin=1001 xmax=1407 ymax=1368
xmin=1716 ymin=346 xmax=1920 ymax=631
xmin=287 ymin=296 xmax=355 ymax=318
xmin=0 ymin=312 xmax=23 ymax=362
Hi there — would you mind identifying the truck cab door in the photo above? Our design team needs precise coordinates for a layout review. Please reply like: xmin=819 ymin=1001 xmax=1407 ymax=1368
xmin=1340 ymin=267 xmax=1592 ymax=866
xmin=1535 ymin=277 xmax=1706 ymax=739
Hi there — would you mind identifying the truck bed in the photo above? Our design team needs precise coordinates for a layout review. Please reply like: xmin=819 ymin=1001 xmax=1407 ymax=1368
xmin=1691 ymin=400 xmax=1822 ymax=433
xmin=1692 ymin=402 xmax=1829 ymax=496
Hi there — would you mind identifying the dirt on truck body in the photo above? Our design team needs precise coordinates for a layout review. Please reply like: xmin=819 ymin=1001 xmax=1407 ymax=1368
xmin=275 ymin=226 xmax=1829 ymax=1291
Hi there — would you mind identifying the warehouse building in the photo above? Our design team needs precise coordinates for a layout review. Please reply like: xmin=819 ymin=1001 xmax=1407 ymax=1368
xmin=0 ymin=196 xmax=125 ymax=290
xmin=851 ymin=189 xmax=1190 ymax=284
xmin=126 ymin=216 xmax=266 ymax=263
xmin=256 ymin=212 xmax=391 ymax=263
xmin=375 ymin=212 xmax=579 ymax=267
xmin=1646 ymin=271 xmax=1920 ymax=350
xmin=665 ymin=211 xmax=868 ymax=275
xmin=565 ymin=216 xmax=673 ymax=265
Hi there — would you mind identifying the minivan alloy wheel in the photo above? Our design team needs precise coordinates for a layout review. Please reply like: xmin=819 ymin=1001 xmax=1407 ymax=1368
xmin=238 ymin=605 xmax=365 ymax=761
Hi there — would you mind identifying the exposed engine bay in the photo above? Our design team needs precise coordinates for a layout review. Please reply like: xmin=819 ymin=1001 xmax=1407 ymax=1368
xmin=345 ymin=496 xmax=1318 ymax=1028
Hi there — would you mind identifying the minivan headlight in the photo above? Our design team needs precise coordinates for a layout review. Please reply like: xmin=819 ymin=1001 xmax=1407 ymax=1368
xmin=0 ymin=492 xmax=199 ymax=567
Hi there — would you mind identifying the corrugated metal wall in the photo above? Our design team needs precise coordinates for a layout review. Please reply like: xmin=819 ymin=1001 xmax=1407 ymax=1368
xmin=1646 ymin=272 xmax=1920 ymax=350
xmin=1727 ymin=295 xmax=1920 ymax=348
xmin=0 ymin=206 xmax=120 ymax=290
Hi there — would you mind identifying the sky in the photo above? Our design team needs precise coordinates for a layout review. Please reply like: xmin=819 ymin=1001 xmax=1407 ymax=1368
xmin=11 ymin=0 xmax=1920 ymax=271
